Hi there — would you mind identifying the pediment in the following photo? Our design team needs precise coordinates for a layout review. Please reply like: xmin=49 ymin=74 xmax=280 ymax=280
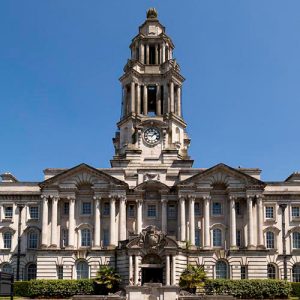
xmin=134 ymin=180 xmax=170 ymax=192
xmin=39 ymin=163 xmax=128 ymax=190
xmin=176 ymin=163 xmax=265 ymax=190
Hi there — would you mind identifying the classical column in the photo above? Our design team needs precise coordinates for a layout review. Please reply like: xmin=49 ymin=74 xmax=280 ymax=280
xmin=156 ymin=85 xmax=161 ymax=115
xmin=247 ymin=196 xmax=255 ymax=248
xmin=229 ymin=196 xmax=237 ymax=248
xmin=177 ymin=86 xmax=181 ymax=117
xmin=94 ymin=196 xmax=101 ymax=248
xmin=162 ymin=43 xmax=166 ymax=63
xmin=165 ymin=255 xmax=170 ymax=285
xmin=171 ymin=255 xmax=176 ymax=285
xmin=155 ymin=44 xmax=158 ymax=64
xmin=110 ymin=196 xmax=116 ymax=246
xmin=119 ymin=196 xmax=127 ymax=241
xmin=179 ymin=197 xmax=186 ymax=241
xmin=41 ymin=195 xmax=48 ymax=247
xmin=129 ymin=255 xmax=133 ymax=285
xmin=257 ymin=195 xmax=264 ymax=247
xmin=136 ymin=84 xmax=141 ymax=114
xmin=134 ymin=255 xmax=139 ymax=285
xmin=204 ymin=196 xmax=211 ymax=248
xmin=68 ymin=197 xmax=75 ymax=248
xmin=146 ymin=44 xmax=149 ymax=64
xmin=130 ymin=82 xmax=135 ymax=114
xmin=170 ymin=81 xmax=174 ymax=113
xmin=139 ymin=43 xmax=144 ymax=63
xmin=143 ymin=85 xmax=148 ymax=115
xmin=189 ymin=196 xmax=195 ymax=245
xmin=50 ymin=196 xmax=58 ymax=247
xmin=136 ymin=199 xmax=143 ymax=234
xmin=161 ymin=199 xmax=167 ymax=233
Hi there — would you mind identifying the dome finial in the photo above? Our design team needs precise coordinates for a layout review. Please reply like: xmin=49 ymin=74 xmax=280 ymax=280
xmin=147 ymin=8 xmax=158 ymax=19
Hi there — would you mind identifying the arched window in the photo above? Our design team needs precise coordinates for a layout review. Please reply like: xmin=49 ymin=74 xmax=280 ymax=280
xmin=1 ymin=263 xmax=12 ymax=274
xmin=81 ymin=229 xmax=91 ymax=247
xmin=28 ymin=230 xmax=38 ymax=249
xmin=267 ymin=263 xmax=277 ymax=279
xmin=293 ymin=264 xmax=300 ymax=282
xmin=3 ymin=231 xmax=12 ymax=249
xmin=266 ymin=231 xmax=275 ymax=249
xmin=213 ymin=229 xmax=222 ymax=247
xmin=77 ymin=261 xmax=89 ymax=279
xmin=216 ymin=260 xmax=228 ymax=279
xmin=293 ymin=232 xmax=300 ymax=249
xmin=26 ymin=263 xmax=37 ymax=280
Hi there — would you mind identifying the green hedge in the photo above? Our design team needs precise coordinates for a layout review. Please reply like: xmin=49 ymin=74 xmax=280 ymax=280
xmin=291 ymin=282 xmax=300 ymax=297
xmin=14 ymin=281 xmax=30 ymax=297
xmin=204 ymin=279 xmax=291 ymax=299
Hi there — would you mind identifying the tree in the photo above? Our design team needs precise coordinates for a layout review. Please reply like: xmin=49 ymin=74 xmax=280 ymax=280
xmin=94 ymin=265 xmax=121 ymax=295
xmin=179 ymin=264 xmax=207 ymax=294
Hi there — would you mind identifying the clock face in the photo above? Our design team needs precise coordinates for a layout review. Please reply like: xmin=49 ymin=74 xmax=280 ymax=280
xmin=144 ymin=127 xmax=161 ymax=145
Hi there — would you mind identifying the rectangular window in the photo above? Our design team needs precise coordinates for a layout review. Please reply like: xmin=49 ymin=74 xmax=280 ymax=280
xmin=57 ymin=265 xmax=63 ymax=279
xmin=212 ymin=202 xmax=222 ymax=216
xmin=265 ymin=206 xmax=274 ymax=219
xmin=236 ymin=230 xmax=241 ymax=247
xmin=147 ymin=205 xmax=156 ymax=218
xmin=29 ymin=206 xmax=39 ymax=219
xmin=293 ymin=232 xmax=300 ymax=249
xmin=82 ymin=202 xmax=92 ymax=215
xmin=128 ymin=204 xmax=135 ymax=218
xmin=167 ymin=204 xmax=176 ymax=219
xmin=235 ymin=202 xmax=241 ymax=215
xmin=103 ymin=229 xmax=109 ymax=247
xmin=103 ymin=203 xmax=110 ymax=216
xmin=61 ymin=229 xmax=69 ymax=247
xmin=4 ymin=206 xmax=13 ymax=219
xmin=3 ymin=232 xmax=12 ymax=249
xmin=195 ymin=203 xmax=201 ymax=216
xmin=195 ymin=229 xmax=201 ymax=247
xmin=292 ymin=207 xmax=300 ymax=218
xmin=241 ymin=265 xmax=248 ymax=279
xmin=63 ymin=202 xmax=70 ymax=215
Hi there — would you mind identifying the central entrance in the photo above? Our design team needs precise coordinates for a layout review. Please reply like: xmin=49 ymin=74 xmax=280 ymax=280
xmin=142 ymin=267 xmax=163 ymax=284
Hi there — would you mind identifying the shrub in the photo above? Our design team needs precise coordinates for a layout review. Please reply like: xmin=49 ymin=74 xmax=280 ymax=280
xmin=28 ymin=279 xmax=94 ymax=298
xmin=179 ymin=265 xmax=207 ymax=294
xmin=291 ymin=282 xmax=300 ymax=297
xmin=14 ymin=281 xmax=30 ymax=297
xmin=204 ymin=279 xmax=291 ymax=299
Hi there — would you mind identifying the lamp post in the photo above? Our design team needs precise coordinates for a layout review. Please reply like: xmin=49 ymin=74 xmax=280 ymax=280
xmin=279 ymin=203 xmax=288 ymax=280
xmin=16 ymin=204 xmax=24 ymax=281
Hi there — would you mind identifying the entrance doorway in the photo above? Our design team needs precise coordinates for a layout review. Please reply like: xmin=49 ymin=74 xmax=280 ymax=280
xmin=142 ymin=267 xmax=163 ymax=284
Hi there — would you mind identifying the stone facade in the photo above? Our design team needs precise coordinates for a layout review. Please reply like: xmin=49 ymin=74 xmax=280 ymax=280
xmin=1 ymin=8 xmax=300 ymax=285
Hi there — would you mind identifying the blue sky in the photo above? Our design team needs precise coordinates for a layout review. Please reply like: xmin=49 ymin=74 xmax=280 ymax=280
xmin=0 ymin=0 xmax=299 ymax=182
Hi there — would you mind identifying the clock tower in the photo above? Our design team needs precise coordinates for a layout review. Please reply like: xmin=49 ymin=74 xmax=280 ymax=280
xmin=111 ymin=8 xmax=192 ymax=169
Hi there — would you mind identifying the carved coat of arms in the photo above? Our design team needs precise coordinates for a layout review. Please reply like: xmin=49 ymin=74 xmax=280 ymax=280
xmin=138 ymin=226 xmax=166 ymax=251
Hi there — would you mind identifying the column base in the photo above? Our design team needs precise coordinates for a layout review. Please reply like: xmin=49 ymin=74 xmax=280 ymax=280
xmin=65 ymin=245 xmax=74 ymax=250
xmin=92 ymin=246 xmax=101 ymax=250
xmin=203 ymin=246 xmax=211 ymax=250
xmin=40 ymin=244 xmax=48 ymax=249
xmin=48 ymin=244 xmax=58 ymax=249
xmin=257 ymin=244 xmax=266 ymax=250
xmin=230 ymin=246 xmax=238 ymax=250
xmin=247 ymin=245 xmax=256 ymax=250
xmin=107 ymin=245 xmax=117 ymax=250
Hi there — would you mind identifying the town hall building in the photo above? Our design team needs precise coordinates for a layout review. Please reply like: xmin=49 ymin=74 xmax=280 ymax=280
xmin=1 ymin=8 xmax=300 ymax=285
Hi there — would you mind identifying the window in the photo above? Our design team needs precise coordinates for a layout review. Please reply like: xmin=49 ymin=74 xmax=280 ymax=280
xmin=236 ymin=230 xmax=241 ymax=247
xmin=195 ymin=203 xmax=201 ymax=216
xmin=3 ymin=231 xmax=12 ymax=249
xmin=4 ymin=206 xmax=13 ymax=219
xmin=57 ymin=265 xmax=63 ymax=279
xmin=267 ymin=263 xmax=276 ymax=279
xmin=147 ymin=205 xmax=156 ymax=218
xmin=63 ymin=202 xmax=69 ymax=215
xmin=103 ymin=202 xmax=110 ymax=216
xmin=212 ymin=202 xmax=222 ymax=215
xmin=216 ymin=261 xmax=228 ymax=279
xmin=241 ymin=265 xmax=248 ymax=279
xmin=128 ymin=204 xmax=135 ymax=218
xmin=265 ymin=206 xmax=274 ymax=219
xmin=213 ymin=228 xmax=222 ymax=247
xmin=293 ymin=232 xmax=300 ymax=249
xmin=103 ymin=229 xmax=109 ymax=247
xmin=82 ymin=202 xmax=91 ymax=215
xmin=29 ymin=206 xmax=39 ymax=219
xmin=28 ymin=231 xmax=38 ymax=249
xmin=235 ymin=202 xmax=241 ymax=215
xmin=167 ymin=204 xmax=176 ymax=219
xmin=77 ymin=261 xmax=89 ymax=279
xmin=195 ymin=229 xmax=201 ymax=247
xmin=81 ymin=229 xmax=91 ymax=247
xmin=292 ymin=207 xmax=300 ymax=218
xmin=266 ymin=231 xmax=275 ymax=249
xmin=27 ymin=263 xmax=37 ymax=280
xmin=61 ymin=229 xmax=69 ymax=248
xmin=1 ymin=263 xmax=12 ymax=274
xmin=293 ymin=264 xmax=300 ymax=282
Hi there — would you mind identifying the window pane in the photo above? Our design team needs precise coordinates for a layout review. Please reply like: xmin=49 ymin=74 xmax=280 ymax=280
xmin=64 ymin=202 xmax=69 ymax=215
xmin=28 ymin=232 xmax=38 ymax=249
xmin=236 ymin=230 xmax=241 ymax=247
xmin=293 ymin=264 xmax=300 ymax=282
xmin=81 ymin=229 xmax=91 ymax=247
xmin=241 ymin=265 xmax=247 ymax=279
xmin=82 ymin=202 xmax=91 ymax=215
xmin=266 ymin=207 xmax=274 ymax=219
xmin=195 ymin=230 xmax=201 ymax=246
xmin=266 ymin=231 xmax=274 ymax=249
xmin=103 ymin=203 xmax=110 ymax=216
xmin=29 ymin=206 xmax=39 ymax=219
xmin=128 ymin=205 xmax=135 ymax=218
xmin=57 ymin=265 xmax=63 ymax=279
xmin=267 ymin=264 xmax=276 ymax=279
xmin=103 ymin=229 xmax=109 ymax=246
xmin=147 ymin=205 xmax=156 ymax=217
xmin=292 ymin=207 xmax=300 ymax=218
xmin=77 ymin=261 xmax=89 ymax=279
xmin=213 ymin=229 xmax=222 ymax=247
xmin=216 ymin=261 xmax=228 ymax=279
xmin=194 ymin=203 xmax=201 ymax=216
xmin=3 ymin=232 xmax=12 ymax=249
xmin=4 ymin=207 xmax=13 ymax=218
xmin=213 ymin=203 xmax=222 ymax=215
xmin=293 ymin=232 xmax=300 ymax=249
xmin=168 ymin=204 xmax=176 ymax=219
xmin=2 ymin=263 xmax=12 ymax=274
xmin=27 ymin=264 xmax=37 ymax=280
